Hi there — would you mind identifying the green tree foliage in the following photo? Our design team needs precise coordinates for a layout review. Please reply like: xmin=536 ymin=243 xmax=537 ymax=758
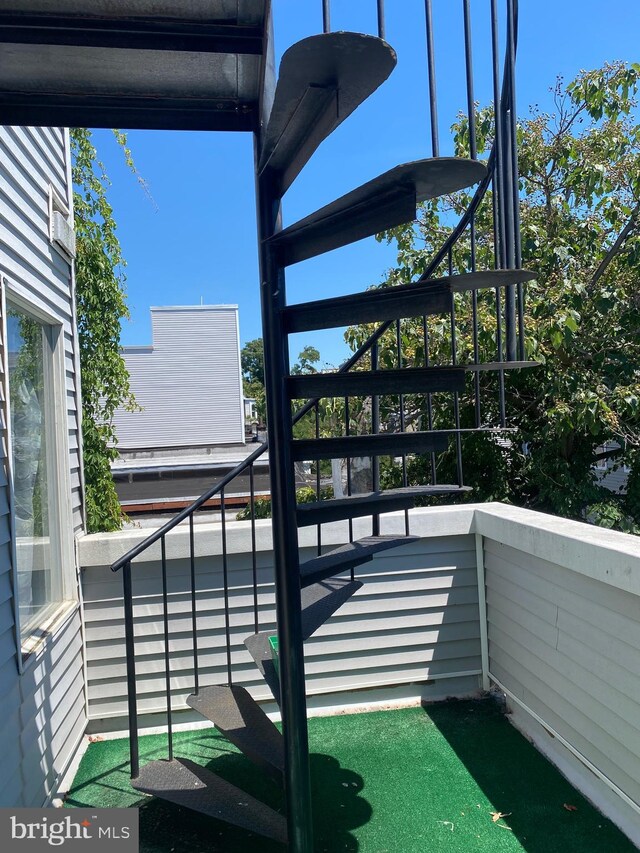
xmin=71 ymin=128 xmax=137 ymax=533
xmin=241 ymin=339 xmax=323 ymax=427
xmin=345 ymin=62 xmax=640 ymax=530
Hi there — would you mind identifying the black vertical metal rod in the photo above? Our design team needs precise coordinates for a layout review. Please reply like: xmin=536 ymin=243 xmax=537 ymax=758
xmin=424 ymin=0 xmax=440 ymax=158
xmin=122 ymin=561 xmax=139 ymax=779
xmin=160 ymin=536 xmax=173 ymax=761
xmin=422 ymin=315 xmax=437 ymax=483
xmin=255 ymin=152 xmax=313 ymax=853
xmin=189 ymin=513 xmax=199 ymax=696
xmin=249 ymin=464 xmax=259 ymax=633
xmin=315 ymin=402 xmax=322 ymax=556
xmin=449 ymin=250 xmax=464 ymax=486
xmin=344 ymin=397 xmax=354 ymax=548
xmin=507 ymin=0 xmax=525 ymax=361
xmin=371 ymin=342 xmax=381 ymax=537
xmin=395 ymin=320 xmax=410 ymax=535
xmin=463 ymin=0 xmax=481 ymax=427
xmin=220 ymin=489 xmax=232 ymax=685
xmin=322 ymin=0 xmax=330 ymax=33
xmin=491 ymin=0 xmax=507 ymax=425
xmin=377 ymin=0 xmax=386 ymax=39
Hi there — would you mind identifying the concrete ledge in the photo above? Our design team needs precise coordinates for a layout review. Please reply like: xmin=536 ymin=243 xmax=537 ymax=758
xmin=474 ymin=503 xmax=640 ymax=597
xmin=78 ymin=503 xmax=477 ymax=569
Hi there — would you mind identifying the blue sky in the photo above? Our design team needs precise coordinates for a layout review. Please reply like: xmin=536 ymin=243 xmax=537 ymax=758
xmin=91 ymin=0 xmax=640 ymax=368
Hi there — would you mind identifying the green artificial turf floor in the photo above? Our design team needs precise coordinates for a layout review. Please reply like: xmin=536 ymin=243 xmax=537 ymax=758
xmin=66 ymin=699 xmax=635 ymax=852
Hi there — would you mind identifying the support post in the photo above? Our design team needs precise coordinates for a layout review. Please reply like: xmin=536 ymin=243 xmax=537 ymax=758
xmin=254 ymin=155 xmax=314 ymax=853
xmin=474 ymin=533 xmax=490 ymax=691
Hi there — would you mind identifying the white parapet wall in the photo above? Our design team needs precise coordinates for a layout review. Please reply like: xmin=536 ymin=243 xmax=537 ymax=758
xmin=78 ymin=505 xmax=483 ymax=730
xmin=474 ymin=504 xmax=640 ymax=848
xmin=78 ymin=502 xmax=640 ymax=844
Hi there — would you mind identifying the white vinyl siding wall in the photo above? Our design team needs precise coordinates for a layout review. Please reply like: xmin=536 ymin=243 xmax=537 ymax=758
xmin=79 ymin=509 xmax=482 ymax=727
xmin=113 ymin=306 xmax=245 ymax=451
xmin=0 ymin=125 xmax=87 ymax=806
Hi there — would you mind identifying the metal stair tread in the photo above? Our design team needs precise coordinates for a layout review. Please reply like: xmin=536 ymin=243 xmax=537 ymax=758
xmin=258 ymin=32 xmax=396 ymax=194
xmin=287 ymin=359 xmax=537 ymax=398
xmin=244 ymin=579 xmax=362 ymax=704
xmin=244 ymin=632 xmax=281 ymax=706
xmin=283 ymin=268 xmax=536 ymax=332
xmin=131 ymin=757 xmax=287 ymax=845
xmin=267 ymin=158 xmax=487 ymax=266
xmin=291 ymin=431 xmax=448 ymax=461
xmin=186 ymin=685 xmax=283 ymax=782
xmin=287 ymin=365 xmax=466 ymax=399
xmin=300 ymin=534 xmax=420 ymax=586
xmin=297 ymin=485 xmax=471 ymax=526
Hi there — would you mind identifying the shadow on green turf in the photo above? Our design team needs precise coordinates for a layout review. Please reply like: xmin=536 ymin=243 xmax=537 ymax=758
xmin=66 ymin=739 xmax=371 ymax=852
xmin=427 ymin=698 xmax=636 ymax=853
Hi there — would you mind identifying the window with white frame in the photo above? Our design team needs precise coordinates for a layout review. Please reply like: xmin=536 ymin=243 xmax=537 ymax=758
xmin=5 ymin=295 xmax=74 ymax=649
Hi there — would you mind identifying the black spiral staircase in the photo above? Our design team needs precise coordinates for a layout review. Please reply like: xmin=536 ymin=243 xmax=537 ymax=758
xmin=0 ymin=1 xmax=534 ymax=850
xmin=124 ymin=11 xmax=532 ymax=853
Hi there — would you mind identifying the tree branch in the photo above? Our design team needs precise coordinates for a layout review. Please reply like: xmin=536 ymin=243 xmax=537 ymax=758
xmin=588 ymin=201 xmax=640 ymax=290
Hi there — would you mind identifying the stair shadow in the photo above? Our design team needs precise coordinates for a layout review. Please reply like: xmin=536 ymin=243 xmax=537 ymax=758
xmin=426 ymin=698 xmax=637 ymax=853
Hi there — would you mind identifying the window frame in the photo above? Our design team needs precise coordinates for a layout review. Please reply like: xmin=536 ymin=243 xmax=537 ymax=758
xmin=1 ymin=276 xmax=77 ymax=665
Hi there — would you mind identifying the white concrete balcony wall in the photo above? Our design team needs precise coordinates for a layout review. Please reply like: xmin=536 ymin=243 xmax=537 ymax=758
xmin=78 ymin=503 xmax=640 ymax=845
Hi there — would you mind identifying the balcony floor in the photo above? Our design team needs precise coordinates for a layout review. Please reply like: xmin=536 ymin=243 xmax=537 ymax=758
xmin=65 ymin=698 xmax=633 ymax=852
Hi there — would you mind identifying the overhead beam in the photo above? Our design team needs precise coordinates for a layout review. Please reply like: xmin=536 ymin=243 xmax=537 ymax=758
xmin=0 ymin=12 xmax=264 ymax=54
xmin=0 ymin=92 xmax=257 ymax=131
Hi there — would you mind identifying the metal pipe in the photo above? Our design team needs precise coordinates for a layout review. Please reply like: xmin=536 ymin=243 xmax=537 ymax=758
xmin=255 ymin=147 xmax=313 ymax=853
xmin=448 ymin=250 xmax=464 ymax=485
xmin=249 ymin=463 xmax=259 ymax=633
xmin=424 ymin=0 xmax=440 ymax=157
xmin=377 ymin=0 xmax=386 ymax=39
xmin=371 ymin=342 xmax=381 ymax=536
xmin=315 ymin=401 xmax=322 ymax=556
xmin=122 ymin=561 xmax=139 ymax=779
xmin=422 ymin=315 xmax=437 ymax=483
xmin=322 ymin=0 xmax=330 ymax=33
xmin=160 ymin=536 xmax=173 ymax=761
xmin=221 ymin=490 xmax=232 ymax=685
xmin=463 ymin=0 xmax=481 ymax=426
xmin=395 ymin=320 xmax=410 ymax=534
xmin=344 ymin=397 xmax=354 ymax=546
xmin=189 ymin=514 xmax=199 ymax=696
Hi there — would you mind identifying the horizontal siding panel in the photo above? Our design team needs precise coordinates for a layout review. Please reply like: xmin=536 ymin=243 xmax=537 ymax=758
xmin=488 ymin=606 xmax=640 ymax=746
xmin=485 ymin=530 xmax=640 ymax=812
xmin=83 ymin=535 xmax=478 ymax=721
xmin=2 ymin=127 xmax=66 ymax=191
xmin=489 ymin=651 xmax=640 ymax=808
xmin=487 ymin=546 xmax=640 ymax=649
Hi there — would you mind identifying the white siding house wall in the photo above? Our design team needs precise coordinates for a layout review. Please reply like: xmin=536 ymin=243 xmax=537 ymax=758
xmin=79 ymin=507 xmax=482 ymax=728
xmin=477 ymin=504 xmax=640 ymax=846
xmin=0 ymin=125 xmax=87 ymax=806
xmin=114 ymin=306 xmax=245 ymax=451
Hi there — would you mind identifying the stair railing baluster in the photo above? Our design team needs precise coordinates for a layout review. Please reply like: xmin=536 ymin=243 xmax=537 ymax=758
xmin=376 ymin=0 xmax=386 ymax=40
xmin=507 ymin=0 xmax=526 ymax=362
xmin=189 ymin=513 xmax=199 ymax=696
xmin=371 ymin=342 xmax=381 ymax=536
xmin=249 ymin=463 xmax=259 ymax=633
xmin=315 ymin=401 xmax=322 ymax=556
xmin=424 ymin=0 xmax=440 ymax=158
xmin=160 ymin=535 xmax=173 ymax=761
xmin=122 ymin=560 xmax=139 ymax=778
xmin=220 ymin=489 xmax=233 ymax=685
xmin=463 ymin=0 xmax=482 ymax=428
xmin=491 ymin=0 xmax=507 ymax=425
xmin=448 ymin=249 xmax=464 ymax=487
xmin=395 ymin=319 xmax=410 ymax=535
xmin=422 ymin=315 xmax=438 ymax=484
xmin=344 ymin=396 xmax=354 ymax=548
xmin=322 ymin=0 xmax=331 ymax=33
